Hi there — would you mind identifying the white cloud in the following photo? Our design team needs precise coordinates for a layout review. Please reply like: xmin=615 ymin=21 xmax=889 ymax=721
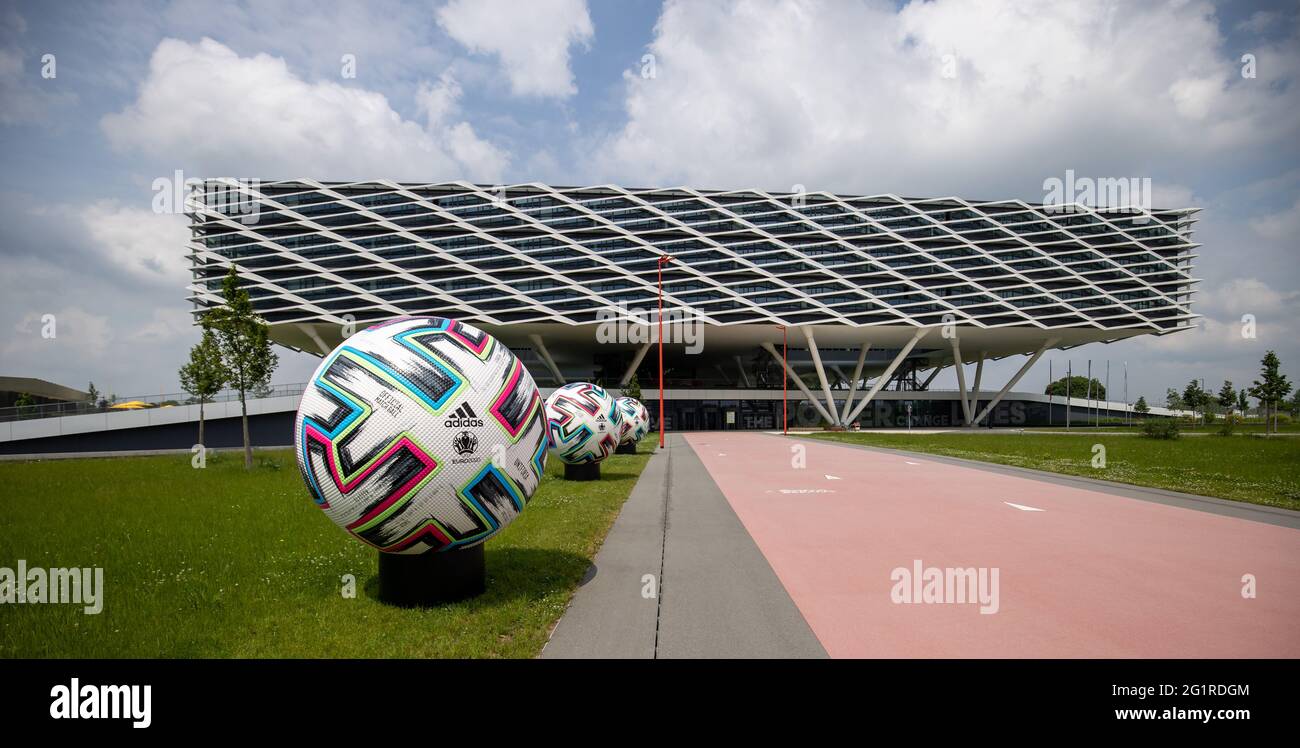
xmin=0 ymin=29 xmax=76 ymax=124
xmin=5 ymin=307 xmax=114 ymax=360
xmin=415 ymin=70 xmax=464 ymax=127
xmin=595 ymin=0 xmax=1299 ymax=198
xmin=437 ymin=0 xmax=593 ymax=98
xmin=1198 ymin=277 xmax=1300 ymax=317
xmin=1237 ymin=11 xmax=1277 ymax=34
xmin=80 ymin=201 xmax=192 ymax=285
xmin=130 ymin=307 xmax=196 ymax=343
xmin=1145 ymin=277 xmax=1298 ymax=376
xmin=100 ymin=37 xmax=506 ymax=182
xmin=1250 ymin=197 xmax=1300 ymax=241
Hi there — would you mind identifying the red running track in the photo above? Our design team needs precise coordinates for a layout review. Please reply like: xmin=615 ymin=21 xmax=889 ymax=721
xmin=685 ymin=432 xmax=1300 ymax=658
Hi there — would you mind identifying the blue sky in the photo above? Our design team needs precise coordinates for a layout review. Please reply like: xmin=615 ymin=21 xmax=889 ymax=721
xmin=1 ymin=0 xmax=1297 ymax=404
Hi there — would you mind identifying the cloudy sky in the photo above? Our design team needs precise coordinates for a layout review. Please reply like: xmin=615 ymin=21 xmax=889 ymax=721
xmin=1 ymin=0 xmax=1297 ymax=404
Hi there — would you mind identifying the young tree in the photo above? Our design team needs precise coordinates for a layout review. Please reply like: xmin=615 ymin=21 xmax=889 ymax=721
xmin=621 ymin=372 xmax=643 ymax=402
xmin=1237 ymin=388 xmax=1250 ymax=418
xmin=1216 ymin=381 xmax=1236 ymax=416
xmin=86 ymin=381 xmax=100 ymax=406
xmin=1046 ymin=376 xmax=1105 ymax=399
xmin=1165 ymin=388 xmax=1185 ymax=411
xmin=205 ymin=265 xmax=279 ymax=469
xmin=178 ymin=328 xmax=228 ymax=448
xmin=1133 ymin=396 xmax=1149 ymax=415
xmin=1182 ymin=380 xmax=1209 ymax=425
xmin=1250 ymin=350 xmax=1293 ymax=434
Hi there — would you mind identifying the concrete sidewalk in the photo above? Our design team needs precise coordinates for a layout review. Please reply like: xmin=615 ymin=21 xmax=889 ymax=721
xmin=541 ymin=433 xmax=826 ymax=659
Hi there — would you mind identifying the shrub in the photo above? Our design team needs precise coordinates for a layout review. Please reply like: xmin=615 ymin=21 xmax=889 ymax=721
xmin=1141 ymin=418 xmax=1180 ymax=440
xmin=1217 ymin=414 xmax=1238 ymax=437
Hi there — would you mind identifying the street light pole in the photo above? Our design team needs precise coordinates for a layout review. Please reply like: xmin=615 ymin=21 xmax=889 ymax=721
xmin=657 ymin=255 xmax=673 ymax=450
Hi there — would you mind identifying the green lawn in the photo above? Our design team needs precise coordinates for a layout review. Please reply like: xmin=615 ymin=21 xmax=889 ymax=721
xmin=806 ymin=431 xmax=1300 ymax=511
xmin=1019 ymin=421 xmax=1300 ymax=434
xmin=0 ymin=447 xmax=650 ymax=658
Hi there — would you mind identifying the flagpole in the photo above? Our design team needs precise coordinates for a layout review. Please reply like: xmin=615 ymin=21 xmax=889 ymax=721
xmin=1086 ymin=359 xmax=1092 ymax=428
xmin=1048 ymin=359 xmax=1053 ymax=427
xmin=1067 ymin=360 xmax=1072 ymax=430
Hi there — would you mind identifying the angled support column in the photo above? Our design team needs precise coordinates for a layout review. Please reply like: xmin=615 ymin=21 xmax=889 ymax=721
xmin=761 ymin=341 xmax=837 ymax=426
xmin=299 ymin=323 xmax=333 ymax=356
xmin=969 ymin=351 xmax=986 ymax=421
xmin=840 ymin=342 xmax=871 ymax=423
xmin=950 ymin=338 xmax=972 ymax=425
xmin=734 ymin=355 xmax=752 ymax=388
xmin=619 ymin=342 xmax=652 ymax=386
xmin=830 ymin=365 xmax=850 ymax=389
xmin=802 ymin=328 xmax=840 ymax=425
xmin=528 ymin=333 xmax=565 ymax=385
xmin=842 ymin=327 xmax=930 ymax=426
xmin=918 ymin=364 xmax=945 ymax=391
xmin=970 ymin=338 xmax=1060 ymax=426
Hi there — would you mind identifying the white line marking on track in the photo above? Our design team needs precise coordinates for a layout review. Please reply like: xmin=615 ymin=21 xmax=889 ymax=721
xmin=905 ymin=461 xmax=920 ymax=465
xmin=1004 ymin=501 xmax=1045 ymax=512
xmin=825 ymin=474 xmax=841 ymax=480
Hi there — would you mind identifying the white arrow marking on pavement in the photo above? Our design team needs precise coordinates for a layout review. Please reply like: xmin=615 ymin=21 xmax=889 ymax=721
xmin=1004 ymin=501 xmax=1044 ymax=512
xmin=825 ymin=474 xmax=841 ymax=480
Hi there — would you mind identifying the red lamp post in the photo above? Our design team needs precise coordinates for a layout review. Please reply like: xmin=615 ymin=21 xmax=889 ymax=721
xmin=657 ymin=255 xmax=674 ymax=449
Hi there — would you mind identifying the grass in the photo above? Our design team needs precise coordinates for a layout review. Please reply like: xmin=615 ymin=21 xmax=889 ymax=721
xmin=1019 ymin=421 xmax=1300 ymax=434
xmin=0 ymin=446 xmax=650 ymax=658
xmin=806 ymin=431 xmax=1300 ymax=511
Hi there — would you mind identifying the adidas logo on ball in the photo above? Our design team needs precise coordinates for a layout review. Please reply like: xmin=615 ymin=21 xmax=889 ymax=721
xmin=444 ymin=403 xmax=484 ymax=428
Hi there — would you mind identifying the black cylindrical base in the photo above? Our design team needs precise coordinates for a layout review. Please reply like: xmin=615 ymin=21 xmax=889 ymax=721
xmin=378 ymin=544 xmax=485 ymax=607
xmin=564 ymin=462 xmax=602 ymax=481
xmin=615 ymin=442 xmax=638 ymax=455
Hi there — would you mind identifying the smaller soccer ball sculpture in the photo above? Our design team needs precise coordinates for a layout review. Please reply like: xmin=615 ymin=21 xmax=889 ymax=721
xmin=544 ymin=383 xmax=623 ymax=464
xmin=615 ymin=397 xmax=649 ymax=445
xmin=294 ymin=316 xmax=548 ymax=555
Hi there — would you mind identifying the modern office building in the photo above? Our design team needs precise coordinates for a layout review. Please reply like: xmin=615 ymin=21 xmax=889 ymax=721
xmin=186 ymin=180 xmax=1198 ymax=429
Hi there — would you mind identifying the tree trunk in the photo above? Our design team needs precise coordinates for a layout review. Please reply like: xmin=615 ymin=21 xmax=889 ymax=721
xmin=198 ymin=398 xmax=205 ymax=447
xmin=241 ymin=391 xmax=252 ymax=469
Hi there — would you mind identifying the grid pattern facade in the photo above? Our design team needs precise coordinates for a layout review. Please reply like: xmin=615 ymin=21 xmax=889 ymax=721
xmin=187 ymin=180 xmax=1199 ymax=334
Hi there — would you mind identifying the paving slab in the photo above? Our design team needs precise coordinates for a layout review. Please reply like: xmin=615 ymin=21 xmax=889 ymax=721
xmin=542 ymin=434 xmax=826 ymax=658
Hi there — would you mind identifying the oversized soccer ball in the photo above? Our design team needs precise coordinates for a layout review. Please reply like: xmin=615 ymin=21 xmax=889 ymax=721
xmin=294 ymin=316 xmax=548 ymax=554
xmin=615 ymin=397 xmax=649 ymax=444
xmin=544 ymin=383 xmax=623 ymax=464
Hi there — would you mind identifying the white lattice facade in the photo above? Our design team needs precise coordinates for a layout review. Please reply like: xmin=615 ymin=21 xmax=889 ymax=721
xmin=186 ymin=180 xmax=1199 ymax=427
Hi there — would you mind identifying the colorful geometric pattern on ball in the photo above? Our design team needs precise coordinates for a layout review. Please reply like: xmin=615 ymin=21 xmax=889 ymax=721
xmin=615 ymin=397 xmax=649 ymax=444
xmin=294 ymin=316 xmax=547 ymax=554
xmin=544 ymin=382 xmax=623 ymax=464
